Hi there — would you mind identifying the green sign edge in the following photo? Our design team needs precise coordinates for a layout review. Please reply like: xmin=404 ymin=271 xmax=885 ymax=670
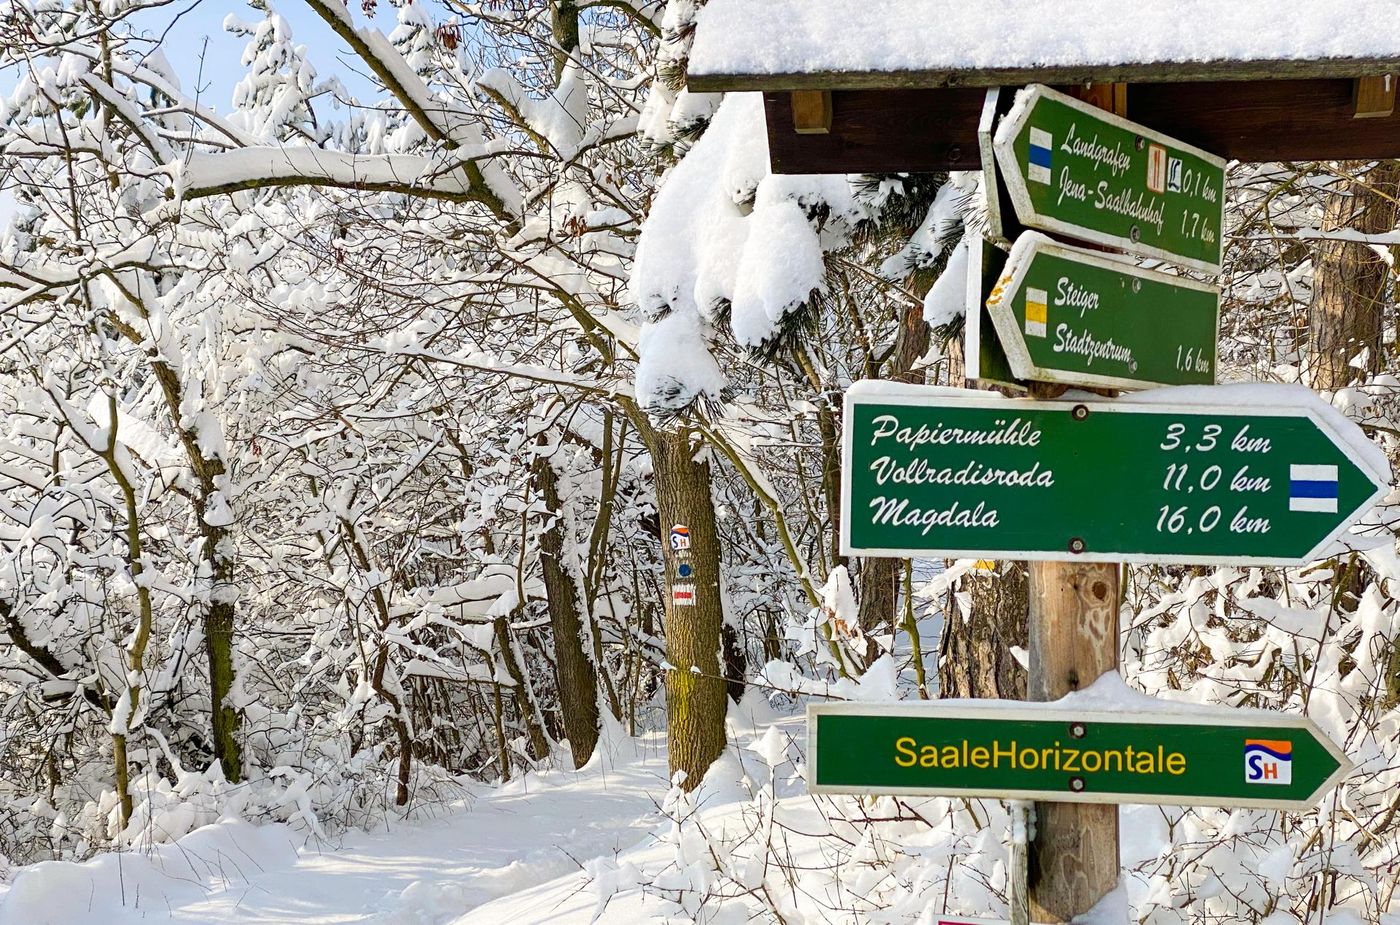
xmin=837 ymin=385 xmax=1390 ymax=566
xmin=993 ymin=84 xmax=1227 ymax=274
xmin=987 ymin=233 xmax=1221 ymax=391
xmin=806 ymin=701 xmax=1353 ymax=812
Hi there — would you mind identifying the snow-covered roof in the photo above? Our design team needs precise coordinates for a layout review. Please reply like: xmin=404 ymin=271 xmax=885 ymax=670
xmin=688 ymin=0 xmax=1400 ymax=91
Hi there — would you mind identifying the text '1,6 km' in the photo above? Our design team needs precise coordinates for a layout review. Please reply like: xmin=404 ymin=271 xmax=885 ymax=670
xmin=994 ymin=84 xmax=1226 ymax=273
xmin=807 ymin=702 xmax=1351 ymax=811
xmin=986 ymin=233 xmax=1220 ymax=391
xmin=839 ymin=382 xmax=1390 ymax=565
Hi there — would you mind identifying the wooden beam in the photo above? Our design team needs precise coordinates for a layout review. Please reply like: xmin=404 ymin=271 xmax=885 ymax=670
xmin=764 ymin=89 xmax=984 ymax=174
xmin=762 ymin=79 xmax=1400 ymax=174
xmin=1128 ymin=78 xmax=1400 ymax=159
xmin=1354 ymin=75 xmax=1397 ymax=118
xmin=790 ymin=90 xmax=832 ymax=134
xmin=689 ymin=55 xmax=1400 ymax=93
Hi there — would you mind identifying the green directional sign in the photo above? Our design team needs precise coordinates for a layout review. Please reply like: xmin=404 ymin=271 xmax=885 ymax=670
xmin=808 ymin=702 xmax=1351 ymax=811
xmin=987 ymin=233 xmax=1219 ymax=390
xmin=994 ymin=84 xmax=1226 ymax=273
xmin=839 ymin=382 xmax=1389 ymax=565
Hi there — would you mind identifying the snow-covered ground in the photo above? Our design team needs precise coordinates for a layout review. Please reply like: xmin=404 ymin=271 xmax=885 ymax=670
xmin=0 ymin=733 xmax=671 ymax=925
xmin=3 ymin=690 xmax=1391 ymax=925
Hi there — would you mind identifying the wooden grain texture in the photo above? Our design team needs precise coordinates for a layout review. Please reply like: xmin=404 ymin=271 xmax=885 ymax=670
xmin=1026 ymin=560 xmax=1121 ymax=922
xmin=1127 ymin=78 xmax=1400 ymax=160
xmin=1353 ymin=75 xmax=1397 ymax=118
xmin=690 ymin=55 xmax=1400 ymax=93
xmin=763 ymin=89 xmax=984 ymax=174
xmin=1074 ymin=83 xmax=1127 ymax=116
xmin=790 ymin=89 xmax=833 ymax=133
xmin=762 ymin=80 xmax=1400 ymax=174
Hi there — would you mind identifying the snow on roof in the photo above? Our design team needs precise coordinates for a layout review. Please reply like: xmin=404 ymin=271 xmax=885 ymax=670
xmin=688 ymin=0 xmax=1400 ymax=90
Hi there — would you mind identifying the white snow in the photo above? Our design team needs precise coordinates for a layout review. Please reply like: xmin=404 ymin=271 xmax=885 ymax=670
xmin=631 ymin=93 xmax=873 ymax=407
xmin=689 ymin=0 xmax=1400 ymax=82
xmin=730 ymin=197 xmax=825 ymax=347
xmin=924 ymin=236 xmax=970 ymax=328
xmin=0 ymin=736 xmax=669 ymax=925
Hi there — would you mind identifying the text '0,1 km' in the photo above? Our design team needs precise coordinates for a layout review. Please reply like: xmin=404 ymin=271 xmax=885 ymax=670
xmin=994 ymin=84 xmax=1227 ymax=273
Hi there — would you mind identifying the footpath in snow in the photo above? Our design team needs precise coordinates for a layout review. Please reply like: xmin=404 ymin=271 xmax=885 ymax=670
xmin=0 ymin=734 xmax=670 ymax=925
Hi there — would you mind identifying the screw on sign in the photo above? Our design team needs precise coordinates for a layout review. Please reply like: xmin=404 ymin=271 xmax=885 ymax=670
xmin=993 ymin=84 xmax=1226 ymax=273
xmin=839 ymin=381 xmax=1390 ymax=565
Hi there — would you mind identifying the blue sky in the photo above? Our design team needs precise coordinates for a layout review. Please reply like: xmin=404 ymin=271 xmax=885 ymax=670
xmin=127 ymin=0 xmax=402 ymax=111
xmin=1 ymin=0 xmax=404 ymax=228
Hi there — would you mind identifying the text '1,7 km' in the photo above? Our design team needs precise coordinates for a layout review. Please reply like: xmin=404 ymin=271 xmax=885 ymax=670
xmin=808 ymin=702 xmax=1351 ymax=811
xmin=839 ymin=382 xmax=1389 ymax=565
xmin=994 ymin=84 xmax=1226 ymax=273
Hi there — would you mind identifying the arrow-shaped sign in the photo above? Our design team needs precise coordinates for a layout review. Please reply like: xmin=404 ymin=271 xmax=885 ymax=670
xmin=993 ymin=85 xmax=1226 ymax=273
xmin=987 ymin=233 xmax=1219 ymax=390
xmin=840 ymin=381 xmax=1389 ymax=565
xmin=808 ymin=701 xmax=1351 ymax=811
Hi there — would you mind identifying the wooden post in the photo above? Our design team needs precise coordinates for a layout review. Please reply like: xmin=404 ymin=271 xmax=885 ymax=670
xmin=1008 ymin=800 xmax=1031 ymax=925
xmin=1024 ymin=84 xmax=1124 ymax=920
xmin=1074 ymin=82 xmax=1127 ymax=117
xmin=1027 ymin=560 xmax=1120 ymax=920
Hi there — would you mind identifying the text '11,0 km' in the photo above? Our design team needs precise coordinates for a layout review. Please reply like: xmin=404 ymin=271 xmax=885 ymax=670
xmin=839 ymin=382 xmax=1389 ymax=565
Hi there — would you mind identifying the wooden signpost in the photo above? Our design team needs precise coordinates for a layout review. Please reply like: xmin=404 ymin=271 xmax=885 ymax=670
xmin=993 ymin=85 xmax=1227 ymax=273
xmin=808 ymin=701 xmax=1351 ymax=811
xmin=986 ymin=234 xmax=1219 ymax=390
xmin=840 ymin=383 xmax=1389 ymax=565
xmin=685 ymin=14 xmax=1400 ymax=918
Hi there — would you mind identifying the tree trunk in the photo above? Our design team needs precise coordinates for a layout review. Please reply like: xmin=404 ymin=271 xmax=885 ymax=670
xmin=857 ymin=302 xmax=930 ymax=655
xmin=493 ymin=615 xmax=551 ymax=763
xmin=108 ymin=318 xmax=246 ymax=785
xmin=549 ymin=0 xmax=579 ymax=81
xmin=654 ymin=427 xmax=728 ymax=790
xmin=856 ymin=558 xmax=898 ymax=651
xmin=938 ymin=562 xmax=1029 ymax=699
xmin=198 ymin=511 xmax=242 ymax=783
xmin=939 ymin=307 xmax=1032 ymax=700
xmin=1308 ymin=160 xmax=1400 ymax=390
xmin=533 ymin=447 xmax=601 ymax=768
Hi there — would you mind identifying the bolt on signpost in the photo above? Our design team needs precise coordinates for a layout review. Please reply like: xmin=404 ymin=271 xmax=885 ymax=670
xmin=840 ymin=383 xmax=1389 ymax=566
xmin=986 ymin=233 xmax=1219 ymax=391
xmin=808 ymin=702 xmax=1351 ymax=812
xmin=993 ymin=84 xmax=1227 ymax=274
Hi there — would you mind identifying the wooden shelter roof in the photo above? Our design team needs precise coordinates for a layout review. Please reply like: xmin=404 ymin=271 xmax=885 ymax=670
xmin=688 ymin=0 xmax=1400 ymax=92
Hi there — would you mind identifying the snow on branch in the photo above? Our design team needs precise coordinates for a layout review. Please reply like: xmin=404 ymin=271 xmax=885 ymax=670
xmin=172 ymin=146 xmax=499 ymax=205
xmin=300 ymin=0 xmax=523 ymax=220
